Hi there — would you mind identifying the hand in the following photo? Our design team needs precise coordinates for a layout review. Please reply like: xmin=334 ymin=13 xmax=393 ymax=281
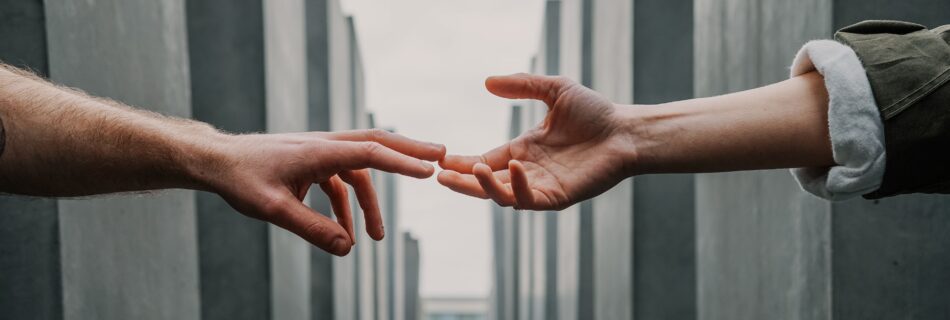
xmin=438 ymin=74 xmax=635 ymax=211
xmin=201 ymin=129 xmax=445 ymax=256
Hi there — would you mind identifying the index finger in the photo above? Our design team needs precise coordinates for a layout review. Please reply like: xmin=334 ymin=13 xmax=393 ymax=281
xmin=331 ymin=141 xmax=436 ymax=179
xmin=326 ymin=129 xmax=446 ymax=161
xmin=439 ymin=143 xmax=512 ymax=174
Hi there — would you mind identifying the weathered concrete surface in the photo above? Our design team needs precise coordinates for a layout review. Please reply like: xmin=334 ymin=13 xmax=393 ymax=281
xmin=0 ymin=2 xmax=61 ymax=319
xmin=631 ymin=0 xmax=696 ymax=319
xmin=828 ymin=4 xmax=950 ymax=320
xmin=696 ymin=1 xmax=950 ymax=320
xmin=263 ymin=0 xmax=311 ymax=319
xmin=186 ymin=1 xmax=272 ymax=319
xmin=694 ymin=1 xmax=833 ymax=319
xmin=832 ymin=196 xmax=950 ymax=319
xmin=0 ymin=196 xmax=62 ymax=320
xmin=0 ymin=0 xmax=47 ymax=72
xmin=44 ymin=0 xmax=200 ymax=318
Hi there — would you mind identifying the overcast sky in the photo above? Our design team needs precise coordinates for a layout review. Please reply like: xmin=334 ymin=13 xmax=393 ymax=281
xmin=341 ymin=1 xmax=544 ymax=297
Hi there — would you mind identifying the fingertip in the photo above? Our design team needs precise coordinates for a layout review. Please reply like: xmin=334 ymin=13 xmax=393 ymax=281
xmin=509 ymin=159 xmax=524 ymax=171
xmin=330 ymin=236 xmax=352 ymax=256
xmin=436 ymin=144 xmax=447 ymax=159
xmin=372 ymin=226 xmax=385 ymax=241
xmin=436 ymin=170 xmax=453 ymax=185
xmin=414 ymin=161 xmax=436 ymax=179
xmin=473 ymin=162 xmax=492 ymax=173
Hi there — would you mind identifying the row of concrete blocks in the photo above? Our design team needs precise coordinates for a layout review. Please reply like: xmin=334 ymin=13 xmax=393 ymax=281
xmin=491 ymin=0 xmax=950 ymax=319
xmin=0 ymin=0 xmax=419 ymax=319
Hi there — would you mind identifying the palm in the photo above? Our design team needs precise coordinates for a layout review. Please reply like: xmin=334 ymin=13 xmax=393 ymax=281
xmin=439 ymin=74 xmax=632 ymax=210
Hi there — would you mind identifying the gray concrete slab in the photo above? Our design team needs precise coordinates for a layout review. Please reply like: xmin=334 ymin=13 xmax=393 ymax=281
xmin=186 ymin=0 xmax=272 ymax=319
xmin=589 ymin=1 xmax=634 ymax=319
xmin=403 ymin=233 xmax=421 ymax=320
xmin=0 ymin=0 xmax=47 ymax=73
xmin=695 ymin=1 xmax=950 ymax=320
xmin=631 ymin=0 xmax=696 ymax=319
xmin=0 ymin=196 xmax=62 ymax=320
xmin=44 ymin=0 xmax=200 ymax=318
xmin=0 ymin=2 xmax=60 ymax=319
xmin=832 ymin=196 xmax=950 ymax=318
xmin=693 ymin=1 xmax=834 ymax=319
xmin=263 ymin=0 xmax=311 ymax=319
xmin=827 ymin=4 xmax=950 ymax=319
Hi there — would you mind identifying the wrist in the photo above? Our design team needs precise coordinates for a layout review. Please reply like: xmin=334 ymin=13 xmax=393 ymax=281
xmin=611 ymin=103 xmax=669 ymax=176
xmin=175 ymin=125 xmax=234 ymax=193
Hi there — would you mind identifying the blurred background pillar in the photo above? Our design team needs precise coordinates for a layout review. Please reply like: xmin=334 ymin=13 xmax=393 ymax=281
xmin=0 ymin=0 xmax=61 ymax=319
xmin=631 ymin=0 xmax=696 ymax=319
xmin=590 ymin=0 xmax=634 ymax=319
xmin=262 ymin=0 xmax=311 ymax=319
xmin=186 ymin=1 xmax=271 ymax=319
xmin=45 ymin=0 xmax=201 ymax=318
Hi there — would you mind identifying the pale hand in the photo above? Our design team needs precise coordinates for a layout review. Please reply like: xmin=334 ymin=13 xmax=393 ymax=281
xmin=438 ymin=74 xmax=635 ymax=210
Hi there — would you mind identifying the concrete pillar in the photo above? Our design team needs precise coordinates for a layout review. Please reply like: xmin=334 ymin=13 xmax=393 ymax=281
xmin=491 ymin=105 xmax=523 ymax=320
xmin=0 ymin=1 xmax=61 ymax=319
xmin=589 ymin=0 xmax=634 ymax=319
xmin=403 ymin=233 xmax=421 ymax=320
xmin=304 ymin=0 xmax=340 ymax=318
xmin=42 ymin=0 xmax=201 ymax=318
xmin=694 ymin=1 xmax=950 ymax=319
xmin=186 ymin=1 xmax=272 ymax=319
xmin=263 ymin=0 xmax=311 ymax=319
xmin=630 ymin=0 xmax=696 ymax=319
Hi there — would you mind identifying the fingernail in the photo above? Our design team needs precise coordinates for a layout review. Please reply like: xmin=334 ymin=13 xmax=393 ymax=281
xmin=331 ymin=237 xmax=349 ymax=256
xmin=379 ymin=225 xmax=386 ymax=238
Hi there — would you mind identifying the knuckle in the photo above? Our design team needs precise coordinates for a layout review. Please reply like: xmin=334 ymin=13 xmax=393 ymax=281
xmin=368 ymin=128 xmax=388 ymax=141
xmin=258 ymin=194 xmax=289 ymax=219
xmin=303 ymin=220 xmax=328 ymax=243
xmin=362 ymin=141 xmax=383 ymax=155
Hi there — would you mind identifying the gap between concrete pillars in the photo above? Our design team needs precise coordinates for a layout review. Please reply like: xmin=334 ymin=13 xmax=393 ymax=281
xmin=0 ymin=1 xmax=61 ymax=319
xmin=630 ymin=0 xmax=696 ymax=319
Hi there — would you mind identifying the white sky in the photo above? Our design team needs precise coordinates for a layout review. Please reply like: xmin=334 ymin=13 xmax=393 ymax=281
xmin=341 ymin=1 xmax=544 ymax=297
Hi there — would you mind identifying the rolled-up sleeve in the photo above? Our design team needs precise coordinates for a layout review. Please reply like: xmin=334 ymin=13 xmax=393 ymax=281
xmin=835 ymin=21 xmax=950 ymax=199
xmin=789 ymin=40 xmax=886 ymax=200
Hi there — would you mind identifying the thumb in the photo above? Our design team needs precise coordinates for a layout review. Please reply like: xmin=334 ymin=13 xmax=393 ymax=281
xmin=485 ymin=73 xmax=573 ymax=107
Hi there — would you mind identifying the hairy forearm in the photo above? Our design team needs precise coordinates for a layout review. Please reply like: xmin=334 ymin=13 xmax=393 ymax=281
xmin=0 ymin=64 xmax=221 ymax=196
xmin=623 ymin=71 xmax=834 ymax=175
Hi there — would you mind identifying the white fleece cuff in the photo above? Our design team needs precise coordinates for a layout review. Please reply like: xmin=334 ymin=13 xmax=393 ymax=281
xmin=789 ymin=40 xmax=886 ymax=200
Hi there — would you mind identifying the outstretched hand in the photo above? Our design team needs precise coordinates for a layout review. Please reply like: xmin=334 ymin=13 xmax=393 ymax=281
xmin=206 ymin=129 xmax=445 ymax=256
xmin=438 ymin=74 xmax=636 ymax=211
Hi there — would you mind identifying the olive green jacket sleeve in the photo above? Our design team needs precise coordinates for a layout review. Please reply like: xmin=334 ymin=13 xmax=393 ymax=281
xmin=834 ymin=20 xmax=950 ymax=199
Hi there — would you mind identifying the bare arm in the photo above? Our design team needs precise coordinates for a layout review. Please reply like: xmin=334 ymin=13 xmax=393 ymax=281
xmin=438 ymin=73 xmax=833 ymax=210
xmin=0 ymin=64 xmax=446 ymax=256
